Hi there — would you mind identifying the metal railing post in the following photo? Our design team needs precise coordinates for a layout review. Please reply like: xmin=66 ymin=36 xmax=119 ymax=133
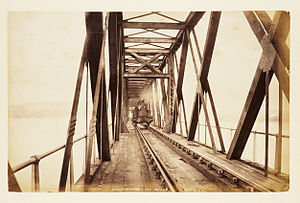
xmin=253 ymin=132 xmax=256 ymax=162
xmin=12 ymin=135 xmax=86 ymax=192
xmin=198 ymin=123 xmax=200 ymax=143
xmin=204 ymin=122 xmax=207 ymax=146
xmin=30 ymin=155 xmax=40 ymax=192
xmin=265 ymin=71 xmax=270 ymax=177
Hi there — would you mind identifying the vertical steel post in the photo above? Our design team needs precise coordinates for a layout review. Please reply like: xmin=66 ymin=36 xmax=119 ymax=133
xmin=168 ymin=59 xmax=172 ymax=120
xmin=161 ymin=78 xmax=169 ymax=124
xmin=85 ymin=64 xmax=89 ymax=169
xmin=275 ymin=82 xmax=283 ymax=174
xmin=99 ymin=73 xmax=103 ymax=161
xmin=84 ymin=12 xmax=109 ymax=185
xmin=150 ymin=82 xmax=156 ymax=125
xmin=205 ymin=93 xmax=207 ymax=146
xmin=31 ymin=156 xmax=40 ymax=192
xmin=265 ymin=71 xmax=270 ymax=177
xmin=179 ymin=102 xmax=183 ymax=136
xmin=253 ymin=132 xmax=256 ymax=162
xmin=197 ymin=94 xmax=201 ymax=143
xmin=33 ymin=163 xmax=40 ymax=192
xmin=154 ymin=79 xmax=161 ymax=127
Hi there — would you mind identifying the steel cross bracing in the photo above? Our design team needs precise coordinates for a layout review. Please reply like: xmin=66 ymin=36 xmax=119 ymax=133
xmin=120 ymin=12 xmax=226 ymax=155
xmin=113 ymin=11 xmax=289 ymax=179
xmin=7 ymin=11 xmax=286 ymax=192
xmin=7 ymin=11 xmax=290 ymax=193
xmin=227 ymin=11 xmax=290 ymax=160
xmin=122 ymin=12 xmax=206 ymax=132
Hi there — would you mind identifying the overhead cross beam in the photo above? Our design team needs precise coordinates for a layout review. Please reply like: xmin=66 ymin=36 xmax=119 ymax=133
xmin=130 ymin=53 xmax=162 ymax=73
xmin=123 ymin=22 xmax=185 ymax=30
xmin=226 ymin=11 xmax=290 ymax=160
xmin=124 ymin=37 xmax=176 ymax=43
xmin=124 ymin=73 xmax=169 ymax=78
xmin=126 ymin=58 xmax=162 ymax=64
xmin=125 ymin=48 xmax=170 ymax=55
xmin=158 ymin=12 xmax=205 ymax=71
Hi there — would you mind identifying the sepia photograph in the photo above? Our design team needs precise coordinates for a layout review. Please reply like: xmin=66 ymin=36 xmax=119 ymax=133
xmin=6 ymin=10 xmax=291 ymax=193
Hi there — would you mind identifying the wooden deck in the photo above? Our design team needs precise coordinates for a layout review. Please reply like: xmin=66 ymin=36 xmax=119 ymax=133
xmin=75 ymin=131 xmax=164 ymax=192
xmin=73 ymin=124 xmax=288 ymax=192
xmin=150 ymin=126 xmax=289 ymax=192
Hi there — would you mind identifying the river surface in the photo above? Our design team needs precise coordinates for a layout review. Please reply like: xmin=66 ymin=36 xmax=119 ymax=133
xmin=8 ymin=117 xmax=289 ymax=192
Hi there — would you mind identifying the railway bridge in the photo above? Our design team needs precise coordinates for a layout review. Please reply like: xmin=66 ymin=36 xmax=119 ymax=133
xmin=8 ymin=11 xmax=290 ymax=192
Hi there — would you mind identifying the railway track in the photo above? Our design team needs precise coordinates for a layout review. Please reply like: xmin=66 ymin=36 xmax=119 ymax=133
xmin=135 ymin=124 xmax=180 ymax=192
xmin=134 ymin=124 xmax=232 ymax=192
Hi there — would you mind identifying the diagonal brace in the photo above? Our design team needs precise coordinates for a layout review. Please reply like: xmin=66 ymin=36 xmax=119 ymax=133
xmin=131 ymin=53 xmax=162 ymax=74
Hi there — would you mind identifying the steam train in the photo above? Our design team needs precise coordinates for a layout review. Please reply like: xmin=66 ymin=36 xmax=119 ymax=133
xmin=132 ymin=100 xmax=153 ymax=126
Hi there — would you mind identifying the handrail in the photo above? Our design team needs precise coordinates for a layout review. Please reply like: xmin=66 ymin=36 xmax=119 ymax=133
xmin=13 ymin=135 xmax=87 ymax=173
xmin=196 ymin=123 xmax=289 ymax=139
xmin=11 ymin=134 xmax=87 ymax=191
xmin=11 ymin=134 xmax=87 ymax=192
xmin=12 ymin=158 xmax=36 ymax=174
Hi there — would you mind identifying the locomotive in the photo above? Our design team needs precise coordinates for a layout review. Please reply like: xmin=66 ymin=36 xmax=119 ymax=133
xmin=132 ymin=99 xmax=153 ymax=126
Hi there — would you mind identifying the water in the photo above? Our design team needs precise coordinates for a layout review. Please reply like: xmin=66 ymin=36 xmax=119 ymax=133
xmin=8 ymin=117 xmax=87 ymax=192
xmin=7 ymin=11 xmax=290 ymax=192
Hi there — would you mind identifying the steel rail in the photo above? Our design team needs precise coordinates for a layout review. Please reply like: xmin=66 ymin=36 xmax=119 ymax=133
xmin=135 ymin=125 xmax=179 ymax=192
xmin=148 ymin=126 xmax=274 ymax=192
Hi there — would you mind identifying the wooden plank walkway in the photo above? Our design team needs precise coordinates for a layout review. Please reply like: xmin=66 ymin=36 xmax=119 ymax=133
xmin=80 ymin=131 xmax=163 ymax=192
xmin=151 ymin=126 xmax=289 ymax=192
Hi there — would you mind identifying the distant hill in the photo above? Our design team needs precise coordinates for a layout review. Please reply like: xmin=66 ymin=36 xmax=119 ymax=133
xmin=8 ymin=101 xmax=73 ymax=118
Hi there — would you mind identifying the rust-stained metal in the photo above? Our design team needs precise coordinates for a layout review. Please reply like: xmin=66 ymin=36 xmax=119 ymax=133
xmin=11 ymin=11 xmax=290 ymax=192
xmin=265 ymin=70 xmax=270 ymax=177
xmin=227 ymin=11 xmax=289 ymax=160
xmin=124 ymin=37 xmax=177 ymax=43
xmin=154 ymin=79 xmax=162 ymax=127
xmin=123 ymin=21 xmax=185 ymax=30
xmin=84 ymin=12 xmax=110 ymax=184
xmin=275 ymin=81 xmax=283 ymax=173
xmin=187 ymin=12 xmax=222 ymax=148
xmin=8 ymin=162 xmax=21 ymax=192
xmin=186 ymin=27 xmax=217 ymax=154
xmin=58 ymin=34 xmax=88 ymax=192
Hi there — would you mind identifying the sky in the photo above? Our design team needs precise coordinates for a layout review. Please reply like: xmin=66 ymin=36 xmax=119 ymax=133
xmin=7 ymin=11 xmax=289 ymax=127
xmin=8 ymin=12 xmax=86 ymax=106
xmin=1 ymin=0 xmax=299 ymax=200
xmin=6 ymin=11 xmax=291 ymax=191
